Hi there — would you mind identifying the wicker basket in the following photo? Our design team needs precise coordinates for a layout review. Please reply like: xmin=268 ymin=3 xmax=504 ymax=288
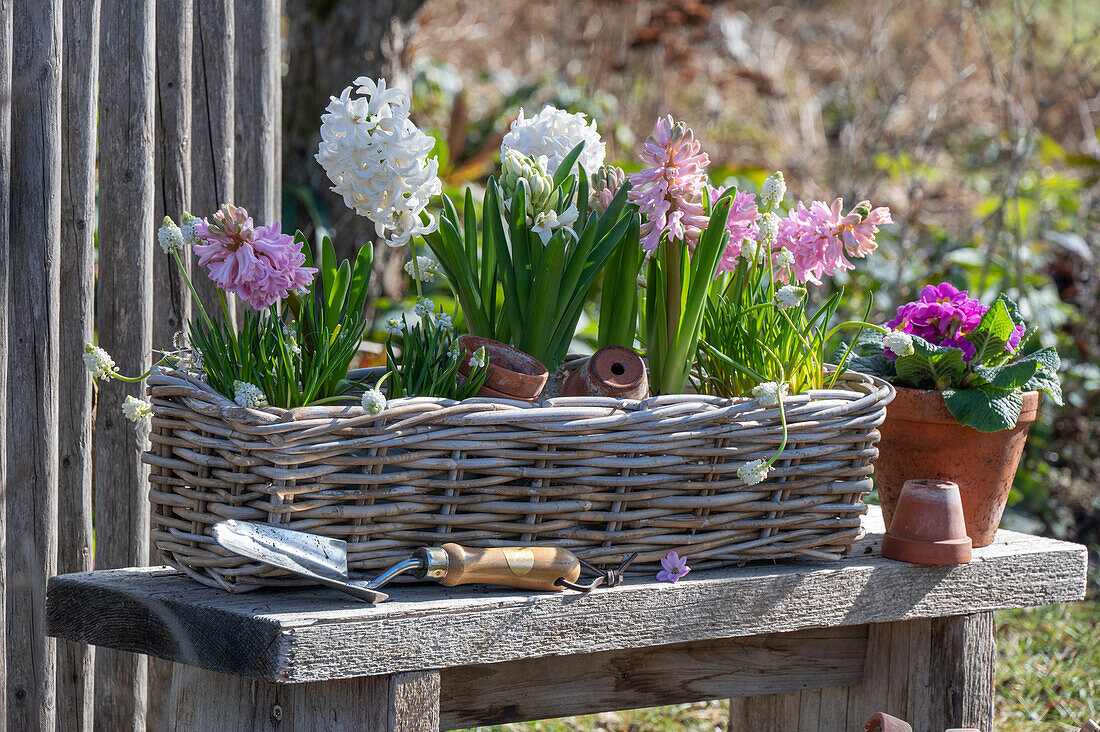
xmin=144 ymin=366 xmax=894 ymax=592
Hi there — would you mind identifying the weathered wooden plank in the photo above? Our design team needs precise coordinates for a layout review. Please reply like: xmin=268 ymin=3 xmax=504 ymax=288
xmin=929 ymin=612 xmax=995 ymax=730
xmin=438 ymin=627 xmax=866 ymax=728
xmin=58 ymin=0 xmax=100 ymax=728
xmin=95 ymin=0 xmax=156 ymax=729
xmin=45 ymin=516 xmax=1086 ymax=682
xmin=190 ymin=0 xmax=235 ymax=324
xmin=233 ymin=0 xmax=280 ymax=224
xmin=166 ymin=665 xmax=440 ymax=731
xmin=0 ymin=1 xmax=11 ymax=727
xmin=7 ymin=0 xmax=62 ymax=727
xmin=153 ymin=0 xmax=193 ymax=349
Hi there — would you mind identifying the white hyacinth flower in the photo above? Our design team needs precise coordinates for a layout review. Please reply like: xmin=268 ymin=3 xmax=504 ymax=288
xmin=414 ymin=297 xmax=435 ymax=318
xmin=316 ymin=76 xmax=442 ymax=248
xmin=501 ymin=105 xmax=606 ymax=177
xmin=83 ymin=343 xmax=117 ymax=380
xmin=774 ymin=247 xmax=795 ymax=268
xmin=448 ymin=340 xmax=462 ymax=362
xmin=757 ymin=212 xmax=779 ymax=250
xmin=760 ymin=171 xmax=786 ymax=210
xmin=751 ymin=381 xmax=789 ymax=407
xmin=404 ymin=256 xmax=440 ymax=283
xmin=384 ymin=317 xmax=402 ymax=335
xmin=882 ymin=329 xmax=915 ymax=357
xmin=468 ymin=348 xmax=488 ymax=369
xmin=361 ymin=388 xmax=387 ymax=415
xmin=180 ymin=212 xmax=201 ymax=247
xmin=531 ymin=205 xmax=579 ymax=244
xmin=158 ymin=216 xmax=185 ymax=255
xmin=233 ymin=380 xmax=267 ymax=409
xmin=775 ymin=285 xmax=806 ymax=311
xmin=122 ymin=395 xmax=153 ymax=423
xmin=434 ymin=312 xmax=453 ymax=333
xmin=737 ymin=459 xmax=770 ymax=486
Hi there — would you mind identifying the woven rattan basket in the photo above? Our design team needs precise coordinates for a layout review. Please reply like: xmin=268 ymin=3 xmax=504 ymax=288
xmin=145 ymin=366 xmax=894 ymax=592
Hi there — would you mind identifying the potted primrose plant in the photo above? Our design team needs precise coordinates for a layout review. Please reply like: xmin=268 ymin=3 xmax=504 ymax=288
xmin=838 ymin=283 xmax=1062 ymax=546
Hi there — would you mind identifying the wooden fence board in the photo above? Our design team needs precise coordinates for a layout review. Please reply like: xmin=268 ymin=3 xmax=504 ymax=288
xmin=94 ymin=0 xmax=156 ymax=729
xmin=0 ymin=0 xmax=11 ymax=728
xmin=190 ymin=0 xmax=235 ymax=325
xmin=153 ymin=0 xmax=194 ymax=351
xmin=58 ymin=0 xmax=100 ymax=728
xmin=234 ymin=0 xmax=280 ymax=224
xmin=7 ymin=0 xmax=62 ymax=728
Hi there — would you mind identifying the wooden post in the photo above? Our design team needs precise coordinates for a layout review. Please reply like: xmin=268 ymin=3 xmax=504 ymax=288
xmin=234 ymin=0 xmax=280 ymax=224
xmin=166 ymin=666 xmax=441 ymax=731
xmin=190 ymin=0 xmax=235 ymax=324
xmin=0 ymin=0 xmax=11 ymax=727
xmin=58 ymin=0 xmax=99 ymax=728
xmin=6 ymin=0 xmax=62 ymax=728
xmin=929 ymin=612 xmax=996 ymax=730
xmin=153 ymin=0 xmax=193 ymax=350
xmin=95 ymin=0 xmax=155 ymax=729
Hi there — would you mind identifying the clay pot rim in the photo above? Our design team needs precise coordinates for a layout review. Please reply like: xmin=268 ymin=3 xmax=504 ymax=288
xmin=888 ymin=385 xmax=1040 ymax=427
xmin=456 ymin=335 xmax=549 ymax=394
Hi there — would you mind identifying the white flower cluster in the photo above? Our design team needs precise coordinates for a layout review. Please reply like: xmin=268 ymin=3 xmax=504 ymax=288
xmin=434 ymin=312 xmax=453 ymax=333
xmin=361 ymin=388 xmax=387 ymax=415
xmin=757 ymin=212 xmax=780 ymax=250
xmin=316 ymin=77 xmax=442 ymax=248
xmin=180 ymin=212 xmax=200 ymax=247
xmin=882 ymin=329 xmax=915 ymax=357
xmin=83 ymin=343 xmax=117 ymax=381
xmin=737 ymin=459 xmax=770 ymax=486
xmin=531 ymin=206 xmax=579 ymax=244
xmin=468 ymin=347 xmax=488 ymax=369
xmin=122 ymin=395 xmax=153 ymax=423
xmin=158 ymin=217 xmax=184 ymax=255
xmin=384 ymin=317 xmax=403 ymax=335
xmin=774 ymin=247 xmax=795 ymax=268
xmin=500 ymin=150 xmax=554 ymax=216
xmin=233 ymin=380 xmax=267 ymax=409
xmin=751 ymin=381 xmax=789 ymax=407
xmin=760 ymin=171 xmax=786 ymax=210
xmin=404 ymin=256 xmax=441 ymax=283
xmin=501 ymin=106 xmax=606 ymax=177
xmin=414 ymin=297 xmax=435 ymax=318
xmin=774 ymin=285 xmax=806 ymax=311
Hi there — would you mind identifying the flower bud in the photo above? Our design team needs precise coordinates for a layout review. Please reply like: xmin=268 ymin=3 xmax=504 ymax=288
xmin=590 ymin=165 xmax=626 ymax=214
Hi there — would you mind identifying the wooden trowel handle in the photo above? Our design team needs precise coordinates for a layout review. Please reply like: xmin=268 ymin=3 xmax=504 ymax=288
xmin=436 ymin=544 xmax=581 ymax=591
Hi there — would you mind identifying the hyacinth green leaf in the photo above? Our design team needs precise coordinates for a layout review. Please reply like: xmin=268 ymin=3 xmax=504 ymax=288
xmin=893 ymin=335 xmax=967 ymax=389
xmin=509 ymin=180 xmax=532 ymax=306
xmin=296 ymin=231 xmax=313 ymax=269
xmin=486 ymin=180 xmax=523 ymax=340
xmin=552 ymin=142 xmax=585 ymax=190
xmin=965 ymin=296 xmax=1019 ymax=365
xmin=346 ymin=242 xmax=373 ymax=318
xmin=324 ymin=260 xmax=350 ymax=332
xmin=942 ymin=385 xmax=1023 ymax=433
xmin=463 ymin=188 xmax=478 ymax=277
xmin=523 ymin=236 xmax=565 ymax=359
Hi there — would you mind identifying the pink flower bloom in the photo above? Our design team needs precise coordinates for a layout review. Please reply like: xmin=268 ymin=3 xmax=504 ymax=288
xmin=627 ymin=115 xmax=710 ymax=253
xmin=713 ymin=188 xmax=761 ymax=274
xmin=776 ymin=199 xmax=891 ymax=284
xmin=656 ymin=550 xmax=691 ymax=583
xmin=194 ymin=204 xmax=316 ymax=310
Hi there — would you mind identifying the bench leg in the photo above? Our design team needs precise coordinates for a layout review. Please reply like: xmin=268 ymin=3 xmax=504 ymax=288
xmin=163 ymin=663 xmax=440 ymax=731
xmin=728 ymin=614 xmax=995 ymax=731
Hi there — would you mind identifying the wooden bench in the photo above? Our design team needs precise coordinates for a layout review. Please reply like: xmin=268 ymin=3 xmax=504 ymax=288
xmin=46 ymin=508 xmax=1086 ymax=731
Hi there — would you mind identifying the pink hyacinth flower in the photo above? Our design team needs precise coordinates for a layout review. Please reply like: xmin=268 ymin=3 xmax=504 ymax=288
xmin=776 ymin=198 xmax=891 ymax=284
xmin=194 ymin=204 xmax=317 ymax=310
xmin=713 ymin=188 xmax=761 ymax=274
xmin=656 ymin=550 xmax=691 ymax=583
xmin=627 ymin=115 xmax=711 ymax=253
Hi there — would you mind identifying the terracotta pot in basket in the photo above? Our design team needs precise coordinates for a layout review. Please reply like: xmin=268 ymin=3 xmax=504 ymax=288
xmin=875 ymin=386 xmax=1039 ymax=548
xmin=456 ymin=335 xmax=549 ymax=402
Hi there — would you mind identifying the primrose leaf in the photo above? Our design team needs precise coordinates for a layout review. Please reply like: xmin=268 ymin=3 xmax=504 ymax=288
xmin=965 ymin=296 xmax=1019 ymax=365
xmin=942 ymin=384 xmax=1023 ymax=433
xmin=893 ymin=335 xmax=967 ymax=390
xmin=1019 ymin=346 xmax=1063 ymax=405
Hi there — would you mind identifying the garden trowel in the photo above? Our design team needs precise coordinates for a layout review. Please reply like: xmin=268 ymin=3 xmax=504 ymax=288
xmin=212 ymin=520 xmax=628 ymax=604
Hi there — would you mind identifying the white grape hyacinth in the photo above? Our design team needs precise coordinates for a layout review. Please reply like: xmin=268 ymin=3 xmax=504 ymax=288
xmin=83 ymin=343 xmax=117 ymax=380
xmin=122 ymin=395 xmax=153 ymax=423
xmin=774 ymin=285 xmax=806 ymax=311
xmin=233 ymin=380 xmax=267 ymax=409
xmin=414 ymin=297 xmax=435 ymax=318
xmin=468 ymin=348 xmax=488 ymax=369
xmin=774 ymin=247 xmax=795 ymax=268
xmin=404 ymin=256 xmax=440 ymax=282
xmin=316 ymin=77 xmax=442 ymax=248
xmin=158 ymin=217 xmax=184 ymax=255
xmin=384 ymin=317 xmax=402 ymax=335
xmin=361 ymin=388 xmax=387 ymax=415
xmin=760 ymin=171 xmax=786 ymax=210
xmin=882 ymin=329 xmax=915 ymax=357
xmin=751 ymin=381 xmax=788 ymax=407
xmin=757 ymin=212 xmax=780 ymax=250
xmin=180 ymin=212 xmax=201 ymax=247
xmin=737 ymin=459 xmax=770 ymax=486
xmin=434 ymin=312 xmax=453 ymax=332
xmin=501 ymin=106 xmax=606 ymax=177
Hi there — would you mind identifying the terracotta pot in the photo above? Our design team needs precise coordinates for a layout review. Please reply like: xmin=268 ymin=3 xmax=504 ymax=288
xmin=876 ymin=387 xmax=1039 ymax=548
xmin=456 ymin=335 xmax=549 ymax=402
xmin=562 ymin=346 xmax=649 ymax=400
xmin=881 ymin=479 xmax=972 ymax=565
xmin=863 ymin=712 xmax=913 ymax=732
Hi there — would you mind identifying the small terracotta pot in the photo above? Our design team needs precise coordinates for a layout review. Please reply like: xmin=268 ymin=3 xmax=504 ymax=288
xmin=876 ymin=387 xmax=1039 ymax=548
xmin=562 ymin=346 xmax=649 ymax=400
xmin=456 ymin=335 xmax=549 ymax=402
xmin=863 ymin=712 xmax=913 ymax=732
xmin=881 ymin=479 xmax=972 ymax=565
